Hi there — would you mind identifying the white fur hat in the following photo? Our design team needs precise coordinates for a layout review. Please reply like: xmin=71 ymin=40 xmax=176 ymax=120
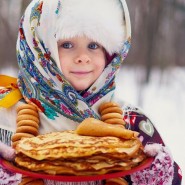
xmin=55 ymin=0 xmax=128 ymax=55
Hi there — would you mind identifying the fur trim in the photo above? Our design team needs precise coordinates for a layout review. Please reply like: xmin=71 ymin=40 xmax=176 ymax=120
xmin=0 ymin=141 xmax=15 ymax=161
xmin=55 ymin=0 xmax=126 ymax=54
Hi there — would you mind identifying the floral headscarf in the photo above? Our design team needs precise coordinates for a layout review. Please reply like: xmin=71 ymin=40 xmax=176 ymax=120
xmin=16 ymin=0 xmax=131 ymax=123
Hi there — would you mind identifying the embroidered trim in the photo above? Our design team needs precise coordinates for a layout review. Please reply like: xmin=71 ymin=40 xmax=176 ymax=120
xmin=0 ymin=128 xmax=13 ymax=146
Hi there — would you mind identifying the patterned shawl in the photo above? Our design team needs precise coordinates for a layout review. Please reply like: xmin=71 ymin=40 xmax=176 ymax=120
xmin=16 ymin=0 xmax=131 ymax=125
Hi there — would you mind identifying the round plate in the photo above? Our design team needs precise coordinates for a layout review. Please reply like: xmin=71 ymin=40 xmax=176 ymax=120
xmin=0 ymin=158 xmax=153 ymax=182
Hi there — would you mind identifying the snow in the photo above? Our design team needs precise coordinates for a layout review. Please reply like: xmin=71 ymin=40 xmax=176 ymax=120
xmin=115 ymin=66 xmax=185 ymax=184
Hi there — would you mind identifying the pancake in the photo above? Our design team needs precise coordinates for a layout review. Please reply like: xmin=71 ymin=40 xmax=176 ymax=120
xmin=15 ymin=130 xmax=142 ymax=160
xmin=15 ymin=151 xmax=146 ymax=175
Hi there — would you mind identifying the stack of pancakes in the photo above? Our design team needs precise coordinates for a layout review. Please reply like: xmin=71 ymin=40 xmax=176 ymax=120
xmin=15 ymin=126 xmax=146 ymax=176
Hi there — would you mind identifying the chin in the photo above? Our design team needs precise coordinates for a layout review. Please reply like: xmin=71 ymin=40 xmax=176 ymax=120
xmin=75 ymin=87 xmax=88 ymax=91
xmin=74 ymin=84 xmax=90 ymax=91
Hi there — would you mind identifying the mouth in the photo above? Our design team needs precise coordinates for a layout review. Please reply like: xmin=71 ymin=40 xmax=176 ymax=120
xmin=70 ymin=71 xmax=92 ymax=76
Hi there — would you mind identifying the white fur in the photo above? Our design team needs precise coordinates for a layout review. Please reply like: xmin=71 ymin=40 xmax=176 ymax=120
xmin=55 ymin=0 xmax=125 ymax=54
xmin=144 ymin=143 xmax=163 ymax=157
xmin=0 ymin=142 xmax=15 ymax=161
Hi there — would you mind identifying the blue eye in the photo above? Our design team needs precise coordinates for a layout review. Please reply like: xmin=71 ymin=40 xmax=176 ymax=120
xmin=88 ymin=42 xmax=99 ymax=49
xmin=62 ymin=42 xmax=73 ymax=49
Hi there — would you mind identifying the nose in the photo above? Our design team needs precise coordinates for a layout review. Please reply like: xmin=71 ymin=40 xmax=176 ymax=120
xmin=74 ymin=54 xmax=90 ymax=64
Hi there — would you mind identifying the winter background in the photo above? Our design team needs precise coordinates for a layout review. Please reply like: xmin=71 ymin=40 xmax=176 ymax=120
xmin=0 ymin=0 xmax=185 ymax=184
xmin=115 ymin=66 xmax=185 ymax=184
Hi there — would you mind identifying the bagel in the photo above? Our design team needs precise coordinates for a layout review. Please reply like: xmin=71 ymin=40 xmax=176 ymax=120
xmin=16 ymin=104 xmax=37 ymax=112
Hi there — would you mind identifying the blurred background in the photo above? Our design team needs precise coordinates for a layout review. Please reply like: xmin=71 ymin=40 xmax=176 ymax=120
xmin=0 ymin=0 xmax=184 ymax=182
xmin=0 ymin=0 xmax=185 ymax=81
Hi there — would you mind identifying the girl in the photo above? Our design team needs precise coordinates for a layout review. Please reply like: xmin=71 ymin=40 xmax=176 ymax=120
xmin=0 ymin=0 xmax=182 ymax=184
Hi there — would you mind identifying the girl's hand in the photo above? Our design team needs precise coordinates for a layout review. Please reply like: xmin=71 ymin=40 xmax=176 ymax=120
xmin=0 ymin=141 xmax=15 ymax=161
xmin=130 ymin=143 xmax=175 ymax=184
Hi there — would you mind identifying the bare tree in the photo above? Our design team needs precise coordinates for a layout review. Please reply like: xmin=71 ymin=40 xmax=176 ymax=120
xmin=0 ymin=0 xmax=31 ymax=75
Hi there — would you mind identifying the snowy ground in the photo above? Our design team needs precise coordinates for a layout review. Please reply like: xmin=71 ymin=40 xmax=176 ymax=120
xmin=115 ymin=66 xmax=185 ymax=184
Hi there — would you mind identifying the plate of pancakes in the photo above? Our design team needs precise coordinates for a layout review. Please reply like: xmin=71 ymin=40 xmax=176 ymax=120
xmin=2 ymin=101 xmax=154 ymax=182
xmin=1 ymin=119 xmax=154 ymax=182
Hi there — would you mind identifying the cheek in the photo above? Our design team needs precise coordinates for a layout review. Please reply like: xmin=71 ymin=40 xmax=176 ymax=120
xmin=58 ymin=51 xmax=69 ymax=73
xmin=60 ymin=62 xmax=69 ymax=75
xmin=98 ymin=62 xmax=106 ymax=72
xmin=94 ymin=61 xmax=106 ymax=77
xmin=59 ymin=56 xmax=67 ymax=75
xmin=97 ymin=58 xmax=106 ymax=70
xmin=95 ymin=52 xmax=106 ymax=68
xmin=58 ymin=48 xmax=69 ymax=64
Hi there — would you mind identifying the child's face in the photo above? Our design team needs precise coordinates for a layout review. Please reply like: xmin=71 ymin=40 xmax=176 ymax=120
xmin=58 ymin=36 xmax=106 ymax=91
